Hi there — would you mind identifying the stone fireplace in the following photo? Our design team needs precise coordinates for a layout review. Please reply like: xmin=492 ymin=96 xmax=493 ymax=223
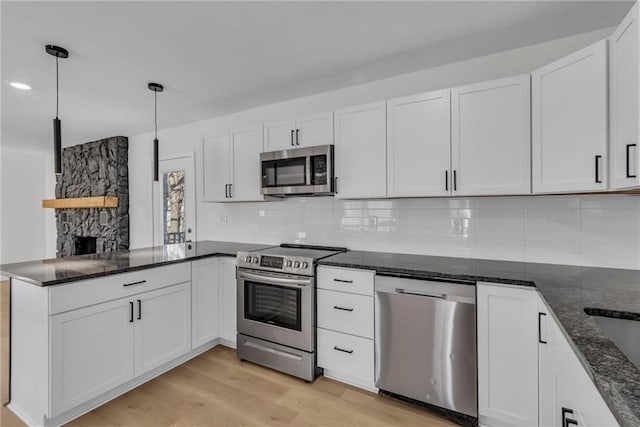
xmin=56 ymin=136 xmax=129 ymax=257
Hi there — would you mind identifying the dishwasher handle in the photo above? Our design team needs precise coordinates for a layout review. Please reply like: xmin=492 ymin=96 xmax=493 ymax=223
xmin=396 ymin=288 xmax=446 ymax=299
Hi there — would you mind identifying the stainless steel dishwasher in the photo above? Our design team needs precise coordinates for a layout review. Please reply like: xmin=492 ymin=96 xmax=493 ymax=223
xmin=375 ymin=274 xmax=477 ymax=417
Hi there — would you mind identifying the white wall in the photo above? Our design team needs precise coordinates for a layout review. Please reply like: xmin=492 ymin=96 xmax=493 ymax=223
xmin=127 ymin=27 xmax=640 ymax=269
xmin=0 ymin=150 xmax=56 ymax=265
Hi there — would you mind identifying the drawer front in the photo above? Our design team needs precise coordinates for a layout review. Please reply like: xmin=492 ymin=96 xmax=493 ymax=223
xmin=50 ymin=263 xmax=191 ymax=314
xmin=317 ymin=266 xmax=374 ymax=296
xmin=317 ymin=289 xmax=373 ymax=338
xmin=317 ymin=328 xmax=374 ymax=385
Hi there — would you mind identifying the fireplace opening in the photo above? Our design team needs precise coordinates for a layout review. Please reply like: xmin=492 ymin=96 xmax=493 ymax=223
xmin=75 ymin=236 xmax=97 ymax=255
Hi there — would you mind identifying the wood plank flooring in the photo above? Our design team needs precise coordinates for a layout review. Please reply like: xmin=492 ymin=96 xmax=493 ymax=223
xmin=1 ymin=344 xmax=456 ymax=426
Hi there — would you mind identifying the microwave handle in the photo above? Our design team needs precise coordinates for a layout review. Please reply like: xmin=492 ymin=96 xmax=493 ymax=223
xmin=306 ymin=156 xmax=312 ymax=186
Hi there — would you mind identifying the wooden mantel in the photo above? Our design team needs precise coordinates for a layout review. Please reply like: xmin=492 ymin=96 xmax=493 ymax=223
xmin=42 ymin=196 xmax=118 ymax=209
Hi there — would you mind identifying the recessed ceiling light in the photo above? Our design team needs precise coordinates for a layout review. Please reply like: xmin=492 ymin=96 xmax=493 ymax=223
xmin=10 ymin=82 xmax=32 ymax=90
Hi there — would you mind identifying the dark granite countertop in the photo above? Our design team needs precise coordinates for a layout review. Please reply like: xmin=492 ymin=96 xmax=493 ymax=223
xmin=319 ymin=251 xmax=640 ymax=427
xmin=0 ymin=240 xmax=273 ymax=286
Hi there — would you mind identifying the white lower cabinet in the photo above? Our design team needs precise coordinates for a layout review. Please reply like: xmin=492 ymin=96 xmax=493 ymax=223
xmin=50 ymin=298 xmax=135 ymax=417
xmin=191 ymin=258 xmax=220 ymax=348
xmin=134 ymin=283 xmax=191 ymax=376
xmin=477 ymin=282 xmax=539 ymax=427
xmin=478 ymin=282 xmax=618 ymax=427
xmin=50 ymin=281 xmax=191 ymax=417
xmin=538 ymin=299 xmax=618 ymax=427
xmin=316 ymin=266 xmax=375 ymax=390
xmin=219 ymin=256 xmax=237 ymax=345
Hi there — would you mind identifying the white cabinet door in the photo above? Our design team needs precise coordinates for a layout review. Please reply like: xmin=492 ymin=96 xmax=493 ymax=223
xmin=532 ymin=40 xmax=608 ymax=193
xmin=50 ymin=298 xmax=134 ymax=416
xmin=452 ymin=75 xmax=531 ymax=196
xmin=264 ymin=119 xmax=296 ymax=152
xmin=191 ymin=258 xmax=220 ymax=348
xmin=219 ymin=257 xmax=237 ymax=345
xmin=202 ymin=133 xmax=231 ymax=202
xmin=134 ymin=282 xmax=191 ymax=376
xmin=387 ymin=90 xmax=451 ymax=197
xmin=477 ymin=282 xmax=539 ymax=427
xmin=334 ymin=101 xmax=387 ymax=199
xmin=538 ymin=297 xmax=619 ymax=427
xmin=296 ymin=111 xmax=334 ymax=147
xmin=610 ymin=3 xmax=640 ymax=189
xmin=230 ymin=125 xmax=264 ymax=202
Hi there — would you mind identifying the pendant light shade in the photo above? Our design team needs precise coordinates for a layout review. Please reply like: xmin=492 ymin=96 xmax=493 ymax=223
xmin=148 ymin=82 xmax=163 ymax=182
xmin=46 ymin=44 xmax=69 ymax=175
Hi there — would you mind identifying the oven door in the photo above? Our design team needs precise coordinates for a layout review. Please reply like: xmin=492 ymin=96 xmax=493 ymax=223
xmin=237 ymin=268 xmax=314 ymax=352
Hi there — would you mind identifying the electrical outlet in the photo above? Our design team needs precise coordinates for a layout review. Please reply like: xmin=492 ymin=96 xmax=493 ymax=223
xmin=451 ymin=218 xmax=463 ymax=235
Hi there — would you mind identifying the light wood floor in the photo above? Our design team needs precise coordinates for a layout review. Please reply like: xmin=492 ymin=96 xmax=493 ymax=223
xmin=1 ymin=344 xmax=456 ymax=427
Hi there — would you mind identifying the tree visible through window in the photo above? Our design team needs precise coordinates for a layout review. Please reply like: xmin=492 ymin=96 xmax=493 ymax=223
xmin=163 ymin=170 xmax=186 ymax=244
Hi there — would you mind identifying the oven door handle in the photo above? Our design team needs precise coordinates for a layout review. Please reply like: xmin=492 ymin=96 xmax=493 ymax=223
xmin=237 ymin=270 xmax=311 ymax=288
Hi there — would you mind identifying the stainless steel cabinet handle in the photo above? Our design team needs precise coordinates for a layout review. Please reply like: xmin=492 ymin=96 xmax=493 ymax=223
xmin=627 ymin=144 xmax=637 ymax=178
xmin=333 ymin=305 xmax=354 ymax=312
xmin=334 ymin=177 xmax=338 ymax=194
xmin=296 ymin=129 xmax=300 ymax=145
xmin=333 ymin=278 xmax=353 ymax=284
xmin=137 ymin=299 xmax=142 ymax=320
xmin=225 ymin=184 xmax=229 ymax=198
xmin=595 ymin=155 xmax=602 ymax=183
xmin=562 ymin=407 xmax=578 ymax=427
xmin=123 ymin=280 xmax=146 ymax=287
xmin=291 ymin=129 xmax=295 ymax=146
xmin=129 ymin=301 xmax=134 ymax=323
xmin=229 ymin=183 xmax=233 ymax=198
xmin=333 ymin=346 xmax=354 ymax=354
xmin=445 ymin=170 xmax=449 ymax=192
xmin=453 ymin=170 xmax=457 ymax=191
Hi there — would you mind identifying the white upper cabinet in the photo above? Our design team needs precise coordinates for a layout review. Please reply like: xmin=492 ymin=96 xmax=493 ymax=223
xmin=387 ymin=90 xmax=451 ymax=197
xmin=202 ymin=132 xmax=231 ymax=202
xmin=452 ymin=75 xmax=531 ymax=196
xmin=264 ymin=111 xmax=333 ymax=151
xmin=202 ymin=126 xmax=264 ymax=202
xmin=263 ymin=119 xmax=297 ymax=151
xmin=334 ymin=101 xmax=387 ymax=199
xmin=532 ymin=40 xmax=608 ymax=193
xmin=610 ymin=3 xmax=640 ymax=189
xmin=230 ymin=125 xmax=265 ymax=202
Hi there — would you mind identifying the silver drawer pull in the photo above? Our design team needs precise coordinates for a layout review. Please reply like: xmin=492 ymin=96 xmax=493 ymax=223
xmin=396 ymin=288 xmax=445 ymax=299
xmin=123 ymin=280 xmax=146 ymax=287
xmin=333 ymin=346 xmax=353 ymax=354
xmin=333 ymin=278 xmax=353 ymax=284
xmin=333 ymin=305 xmax=354 ymax=312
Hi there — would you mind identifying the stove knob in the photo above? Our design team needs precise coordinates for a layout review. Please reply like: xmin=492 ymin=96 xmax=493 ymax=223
xmin=302 ymin=262 xmax=309 ymax=269
xmin=286 ymin=260 xmax=293 ymax=268
xmin=294 ymin=261 xmax=301 ymax=268
xmin=252 ymin=257 xmax=259 ymax=264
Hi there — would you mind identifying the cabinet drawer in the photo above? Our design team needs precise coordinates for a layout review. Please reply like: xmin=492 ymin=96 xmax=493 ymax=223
xmin=317 ymin=266 xmax=374 ymax=296
xmin=50 ymin=263 xmax=191 ymax=315
xmin=317 ymin=289 xmax=373 ymax=338
xmin=317 ymin=328 xmax=374 ymax=386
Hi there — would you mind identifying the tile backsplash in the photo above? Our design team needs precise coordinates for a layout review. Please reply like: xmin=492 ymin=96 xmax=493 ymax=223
xmin=199 ymin=195 xmax=640 ymax=269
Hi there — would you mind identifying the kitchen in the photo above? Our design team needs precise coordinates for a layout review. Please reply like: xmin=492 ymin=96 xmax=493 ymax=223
xmin=1 ymin=1 xmax=640 ymax=426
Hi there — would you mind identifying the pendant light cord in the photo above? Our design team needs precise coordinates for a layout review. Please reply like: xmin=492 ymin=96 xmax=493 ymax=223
xmin=154 ymin=90 xmax=158 ymax=139
xmin=56 ymin=55 xmax=59 ymax=118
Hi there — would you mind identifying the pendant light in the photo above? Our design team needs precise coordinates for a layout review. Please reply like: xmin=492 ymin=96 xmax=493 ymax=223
xmin=46 ymin=45 xmax=69 ymax=175
xmin=148 ymin=82 xmax=163 ymax=182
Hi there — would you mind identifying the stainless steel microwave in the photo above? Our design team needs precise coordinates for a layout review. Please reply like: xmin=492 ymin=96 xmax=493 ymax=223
xmin=260 ymin=145 xmax=334 ymax=196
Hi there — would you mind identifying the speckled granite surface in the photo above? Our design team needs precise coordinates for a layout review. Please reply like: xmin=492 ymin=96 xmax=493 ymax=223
xmin=319 ymin=251 xmax=640 ymax=427
xmin=0 ymin=240 xmax=273 ymax=286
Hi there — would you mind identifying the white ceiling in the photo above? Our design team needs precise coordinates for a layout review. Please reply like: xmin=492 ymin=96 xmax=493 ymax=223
xmin=1 ymin=1 xmax=634 ymax=152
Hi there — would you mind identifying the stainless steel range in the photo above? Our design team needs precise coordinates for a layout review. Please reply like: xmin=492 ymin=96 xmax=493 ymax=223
xmin=236 ymin=244 xmax=346 ymax=381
